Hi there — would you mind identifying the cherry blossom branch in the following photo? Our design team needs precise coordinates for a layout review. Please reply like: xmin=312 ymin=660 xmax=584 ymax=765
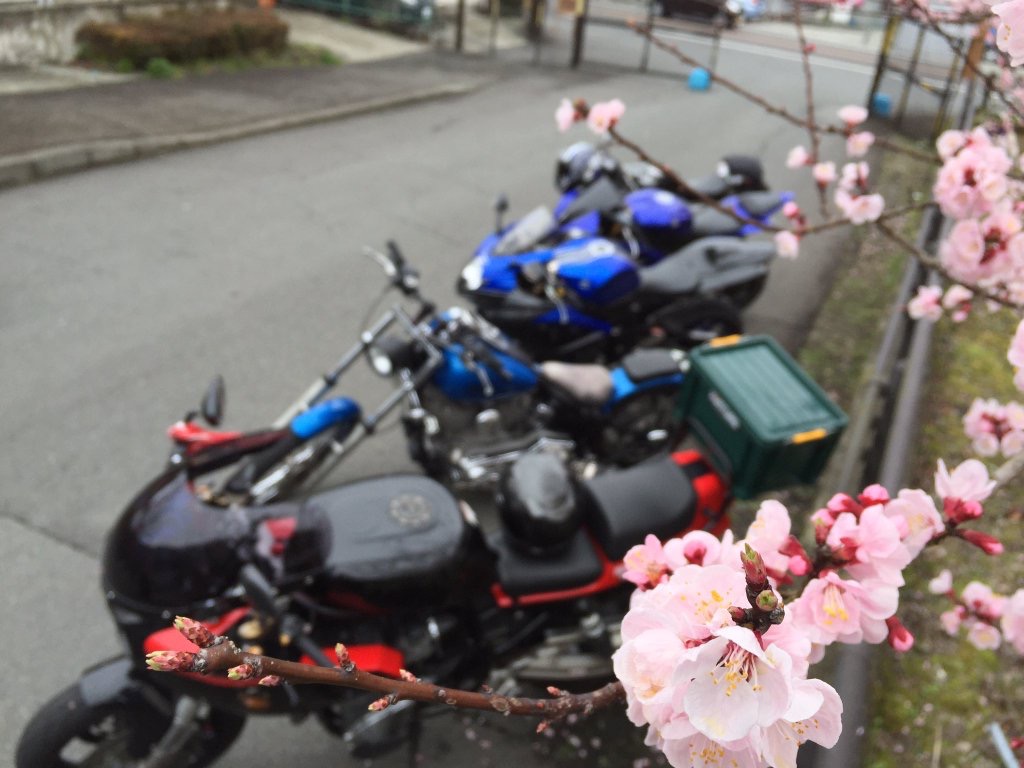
xmin=875 ymin=220 xmax=1024 ymax=312
xmin=628 ymin=22 xmax=941 ymax=167
xmin=606 ymin=124 xmax=782 ymax=232
xmin=992 ymin=449 xmax=1024 ymax=491
xmin=900 ymin=0 xmax=1024 ymax=124
xmin=792 ymin=0 xmax=827 ymax=217
xmin=148 ymin=618 xmax=625 ymax=720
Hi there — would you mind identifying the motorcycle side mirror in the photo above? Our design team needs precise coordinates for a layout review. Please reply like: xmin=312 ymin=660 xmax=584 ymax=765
xmin=494 ymin=193 xmax=509 ymax=233
xmin=201 ymin=375 xmax=225 ymax=426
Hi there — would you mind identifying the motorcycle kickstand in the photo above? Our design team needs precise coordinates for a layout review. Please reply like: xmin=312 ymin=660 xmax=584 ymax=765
xmin=138 ymin=696 xmax=203 ymax=768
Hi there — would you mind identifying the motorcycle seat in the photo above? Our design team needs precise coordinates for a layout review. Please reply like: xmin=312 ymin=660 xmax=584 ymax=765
xmin=736 ymin=191 xmax=786 ymax=218
xmin=620 ymin=348 xmax=685 ymax=383
xmin=538 ymin=361 xmax=614 ymax=404
xmin=489 ymin=530 xmax=603 ymax=597
xmin=689 ymin=206 xmax=742 ymax=237
xmin=294 ymin=475 xmax=466 ymax=588
xmin=685 ymin=174 xmax=729 ymax=199
xmin=638 ymin=237 xmax=773 ymax=297
xmin=580 ymin=456 xmax=697 ymax=560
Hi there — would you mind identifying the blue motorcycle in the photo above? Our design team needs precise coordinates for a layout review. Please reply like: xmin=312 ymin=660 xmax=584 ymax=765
xmin=207 ymin=242 xmax=692 ymax=498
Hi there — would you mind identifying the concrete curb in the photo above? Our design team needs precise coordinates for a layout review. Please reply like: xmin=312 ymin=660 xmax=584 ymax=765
xmin=0 ymin=80 xmax=481 ymax=190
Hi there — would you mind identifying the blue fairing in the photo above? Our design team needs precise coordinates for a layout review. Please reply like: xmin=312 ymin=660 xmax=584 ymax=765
xmin=290 ymin=397 xmax=361 ymax=439
xmin=605 ymin=367 xmax=685 ymax=411
xmin=625 ymin=189 xmax=692 ymax=231
xmin=553 ymin=189 xmax=579 ymax=219
xmin=431 ymin=344 xmax=538 ymax=403
xmin=535 ymin=307 xmax=613 ymax=332
xmin=561 ymin=210 xmax=602 ymax=237
xmin=552 ymin=239 xmax=639 ymax=305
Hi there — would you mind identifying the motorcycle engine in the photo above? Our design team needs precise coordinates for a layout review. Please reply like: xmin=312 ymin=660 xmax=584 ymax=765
xmin=415 ymin=389 xmax=575 ymax=487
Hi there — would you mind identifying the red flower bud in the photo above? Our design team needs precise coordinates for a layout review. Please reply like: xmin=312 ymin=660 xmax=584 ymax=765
xmin=258 ymin=675 xmax=282 ymax=687
xmin=227 ymin=663 xmax=257 ymax=681
xmin=957 ymin=528 xmax=1003 ymax=555
xmin=741 ymin=544 xmax=768 ymax=587
xmin=858 ymin=483 xmax=890 ymax=508
xmin=173 ymin=616 xmax=216 ymax=648
xmin=368 ymin=697 xmax=390 ymax=711
xmin=885 ymin=616 xmax=914 ymax=652
xmin=944 ymin=497 xmax=984 ymax=524
xmin=145 ymin=650 xmax=195 ymax=672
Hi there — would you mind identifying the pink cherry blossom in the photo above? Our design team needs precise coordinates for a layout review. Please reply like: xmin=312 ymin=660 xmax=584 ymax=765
xmin=936 ymin=129 xmax=967 ymax=160
xmin=908 ymin=285 xmax=943 ymax=321
xmin=935 ymin=458 xmax=996 ymax=505
xmin=1008 ymin=318 xmax=1024 ymax=368
xmin=663 ymin=531 xmax=722 ymax=568
xmin=812 ymin=162 xmax=836 ymax=186
xmin=1000 ymin=589 xmax=1024 ymax=654
xmin=883 ymin=488 xmax=944 ymax=557
xmin=993 ymin=0 xmax=1024 ymax=65
xmin=966 ymin=620 xmax=1002 ymax=650
xmin=846 ymin=131 xmax=875 ymax=157
xmin=782 ymin=200 xmax=801 ymax=218
xmin=830 ymin=505 xmax=913 ymax=586
xmin=837 ymin=104 xmax=868 ymax=127
xmin=759 ymin=678 xmax=843 ymax=768
xmin=928 ymin=569 xmax=953 ymax=594
xmin=786 ymin=145 xmax=811 ymax=168
xmin=789 ymin=571 xmax=899 ymax=647
xmin=623 ymin=534 xmax=669 ymax=588
xmin=835 ymin=189 xmax=884 ymax=224
xmin=555 ymin=99 xmax=578 ymax=132
xmin=942 ymin=284 xmax=973 ymax=322
xmin=587 ymin=99 xmax=625 ymax=135
xmin=838 ymin=161 xmax=868 ymax=191
xmin=885 ymin=616 xmax=915 ymax=652
xmin=774 ymin=230 xmax=800 ymax=259
xmin=941 ymin=606 xmax=965 ymax=635
xmin=744 ymin=500 xmax=807 ymax=579
xmin=961 ymin=581 xmax=1007 ymax=620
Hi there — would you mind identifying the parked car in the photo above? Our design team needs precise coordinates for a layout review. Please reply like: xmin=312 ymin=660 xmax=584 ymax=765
xmin=654 ymin=0 xmax=743 ymax=27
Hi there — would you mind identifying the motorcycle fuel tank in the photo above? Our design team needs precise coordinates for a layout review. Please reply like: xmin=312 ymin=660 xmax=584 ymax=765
xmin=550 ymin=239 xmax=640 ymax=306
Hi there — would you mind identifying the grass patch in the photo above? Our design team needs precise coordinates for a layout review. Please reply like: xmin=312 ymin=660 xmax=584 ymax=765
xmin=77 ymin=43 xmax=342 ymax=78
xmin=778 ymin=133 xmax=1024 ymax=764
xmin=863 ymin=308 xmax=1024 ymax=767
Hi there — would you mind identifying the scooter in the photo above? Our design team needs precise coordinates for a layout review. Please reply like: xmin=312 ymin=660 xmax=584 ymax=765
xmin=15 ymin=389 xmax=732 ymax=768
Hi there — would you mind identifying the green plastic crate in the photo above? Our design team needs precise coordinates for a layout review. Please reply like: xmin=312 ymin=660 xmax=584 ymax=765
xmin=676 ymin=335 xmax=848 ymax=499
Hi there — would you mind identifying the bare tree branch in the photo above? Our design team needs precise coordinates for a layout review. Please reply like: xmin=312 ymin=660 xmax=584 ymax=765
xmin=148 ymin=621 xmax=625 ymax=720
xmin=792 ymin=0 xmax=828 ymax=217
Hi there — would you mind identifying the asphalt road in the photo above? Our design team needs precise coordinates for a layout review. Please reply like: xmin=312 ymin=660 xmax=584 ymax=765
xmin=1 ymin=28 xmax=871 ymax=768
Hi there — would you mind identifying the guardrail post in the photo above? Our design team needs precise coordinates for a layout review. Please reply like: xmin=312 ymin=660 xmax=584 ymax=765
xmin=569 ymin=0 xmax=587 ymax=68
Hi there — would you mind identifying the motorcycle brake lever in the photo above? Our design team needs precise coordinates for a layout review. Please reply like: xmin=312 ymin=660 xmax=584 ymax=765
xmin=362 ymin=246 xmax=397 ymax=279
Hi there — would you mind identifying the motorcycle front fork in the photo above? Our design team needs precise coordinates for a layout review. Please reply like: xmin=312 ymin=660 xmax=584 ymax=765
xmin=137 ymin=696 xmax=205 ymax=768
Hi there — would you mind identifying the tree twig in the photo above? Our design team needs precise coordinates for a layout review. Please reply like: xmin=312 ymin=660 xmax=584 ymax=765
xmin=149 ymin=622 xmax=626 ymax=720
xmin=792 ymin=0 xmax=827 ymax=217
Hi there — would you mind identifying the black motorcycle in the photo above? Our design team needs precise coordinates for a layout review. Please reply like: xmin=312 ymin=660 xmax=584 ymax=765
xmin=15 ymin=402 xmax=732 ymax=767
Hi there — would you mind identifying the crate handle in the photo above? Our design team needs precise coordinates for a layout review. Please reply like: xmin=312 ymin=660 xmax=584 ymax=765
xmin=708 ymin=334 xmax=743 ymax=348
xmin=791 ymin=428 xmax=828 ymax=444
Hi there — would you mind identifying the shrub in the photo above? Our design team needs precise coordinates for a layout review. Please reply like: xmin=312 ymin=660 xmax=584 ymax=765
xmin=145 ymin=56 xmax=178 ymax=78
xmin=76 ymin=10 xmax=288 ymax=68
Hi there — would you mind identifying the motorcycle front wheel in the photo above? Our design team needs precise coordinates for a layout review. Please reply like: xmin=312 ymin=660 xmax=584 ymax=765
xmin=16 ymin=683 xmax=246 ymax=768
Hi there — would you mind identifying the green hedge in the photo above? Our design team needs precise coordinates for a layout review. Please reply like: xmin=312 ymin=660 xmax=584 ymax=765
xmin=76 ymin=10 xmax=289 ymax=67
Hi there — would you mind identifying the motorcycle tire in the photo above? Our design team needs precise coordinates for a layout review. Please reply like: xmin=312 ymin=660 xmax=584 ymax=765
xmin=650 ymin=295 xmax=743 ymax=349
xmin=16 ymin=683 xmax=246 ymax=768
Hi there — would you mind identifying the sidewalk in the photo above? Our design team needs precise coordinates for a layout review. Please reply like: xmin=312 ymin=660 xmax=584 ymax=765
xmin=0 ymin=5 xmax=527 ymax=189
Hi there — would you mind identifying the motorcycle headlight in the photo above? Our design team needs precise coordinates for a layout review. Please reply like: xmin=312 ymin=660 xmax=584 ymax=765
xmin=460 ymin=259 xmax=484 ymax=291
xmin=367 ymin=345 xmax=394 ymax=377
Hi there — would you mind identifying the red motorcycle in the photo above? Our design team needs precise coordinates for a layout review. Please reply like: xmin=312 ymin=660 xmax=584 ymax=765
xmin=15 ymin=404 xmax=730 ymax=768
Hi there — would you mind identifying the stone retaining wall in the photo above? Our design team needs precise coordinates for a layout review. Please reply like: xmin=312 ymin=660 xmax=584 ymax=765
xmin=0 ymin=0 xmax=245 ymax=65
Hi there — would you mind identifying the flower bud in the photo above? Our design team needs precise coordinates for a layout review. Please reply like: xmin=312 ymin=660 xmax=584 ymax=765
xmin=885 ymin=616 xmax=914 ymax=652
xmin=741 ymin=544 xmax=768 ymax=587
xmin=755 ymin=589 xmax=779 ymax=612
xmin=173 ymin=616 xmax=215 ymax=648
xmin=944 ymin=497 xmax=984 ymax=524
xmin=729 ymin=606 xmax=750 ymax=624
xmin=335 ymin=643 xmax=351 ymax=665
xmin=145 ymin=650 xmax=195 ymax=672
xmin=399 ymin=669 xmax=418 ymax=683
xmin=227 ymin=663 xmax=257 ymax=680
xmin=957 ymin=528 xmax=1003 ymax=555
xmin=368 ymin=697 xmax=390 ymax=711
xmin=258 ymin=675 xmax=282 ymax=687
